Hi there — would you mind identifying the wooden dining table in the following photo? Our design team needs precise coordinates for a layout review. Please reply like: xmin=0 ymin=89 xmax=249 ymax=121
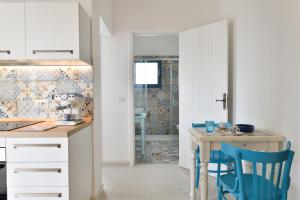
xmin=189 ymin=128 xmax=285 ymax=200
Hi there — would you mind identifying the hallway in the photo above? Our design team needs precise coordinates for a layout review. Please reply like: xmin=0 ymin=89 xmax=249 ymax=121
xmin=101 ymin=164 xmax=220 ymax=200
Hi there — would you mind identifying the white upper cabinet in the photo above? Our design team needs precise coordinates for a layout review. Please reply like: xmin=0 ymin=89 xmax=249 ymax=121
xmin=0 ymin=3 xmax=26 ymax=59
xmin=25 ymin=3 xmax=79 ymax=59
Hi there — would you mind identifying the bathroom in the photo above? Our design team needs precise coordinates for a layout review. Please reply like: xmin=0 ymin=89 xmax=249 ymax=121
xmin=133 ymin=34 xmax=179 ymax=164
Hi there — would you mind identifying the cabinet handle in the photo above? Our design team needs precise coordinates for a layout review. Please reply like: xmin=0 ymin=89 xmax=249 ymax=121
xmin=0 ymin=50 xmax=10 ymax=54
xmin=32 ymin=50 xmax=74 ymax=54
xmin=14 ymin=193 xmax=62 ymax=198
xmin=13 ymin=144 xmax=61 ymax=148
xmin=13 ymin=168 xmax=62 ymax=174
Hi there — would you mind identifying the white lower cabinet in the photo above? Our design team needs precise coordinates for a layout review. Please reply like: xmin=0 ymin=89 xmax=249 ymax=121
xmin=6 ymin=138 xmax=68 ymax=162
xmin=7 ymin=162 xmax=68 ymax=187
xmin=6 ymin=125 xmax=93 ymax=200
xmin=8 ymin=187 xmax=69 ymax=200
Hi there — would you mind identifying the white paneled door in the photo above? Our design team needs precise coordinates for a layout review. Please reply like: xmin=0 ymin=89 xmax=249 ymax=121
xmin=179 ymin=20 xmax=228 ymax=169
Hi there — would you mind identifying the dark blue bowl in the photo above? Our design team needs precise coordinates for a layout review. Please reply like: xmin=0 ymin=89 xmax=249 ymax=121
xmin=236 ymin=124 xmax=255 ymax=133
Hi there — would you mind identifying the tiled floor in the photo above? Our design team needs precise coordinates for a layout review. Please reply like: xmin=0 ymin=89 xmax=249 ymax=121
xmin=102 ymin=164 xmax=225 ymax=200
xmin=135 ymin=137 xmax=179 ymax=164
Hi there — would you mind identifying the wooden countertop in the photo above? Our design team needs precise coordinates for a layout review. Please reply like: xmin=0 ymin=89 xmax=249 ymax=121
xmin=0 ymin=118 xmax=93 ymax=138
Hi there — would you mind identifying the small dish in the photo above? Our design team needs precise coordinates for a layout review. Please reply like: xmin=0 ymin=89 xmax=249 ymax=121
xmin=236 ymin=124 xmax=255 ymax=133
xmin=232 ymin=131 xmax=244 ymax=136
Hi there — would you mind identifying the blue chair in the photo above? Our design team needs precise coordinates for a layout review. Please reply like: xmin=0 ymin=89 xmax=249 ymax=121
xmin=193 ymin=123 xmax=235 ymax=188
xmin=195 ymin=147 xmax=235 ymax=188
xmin=218 ymin=142 xmax=294 ymax=200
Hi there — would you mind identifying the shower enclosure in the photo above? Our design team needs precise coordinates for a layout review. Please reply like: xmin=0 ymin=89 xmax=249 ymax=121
xmin=134 ymin=56 xmax=179 ymax=164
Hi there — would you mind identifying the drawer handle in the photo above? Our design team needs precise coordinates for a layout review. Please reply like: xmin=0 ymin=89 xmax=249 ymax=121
xmin=32 ymin=50 xmax=74 ymax=54
xmin=13 ymin=144 xmax=61 ymax=148
xmin=0 ymin=50 xmax=10 ymax=54
xmin=14 ymin=168 xmax=62 ymax=174
xmin=14 ymin=193 xmax=62 ymax=198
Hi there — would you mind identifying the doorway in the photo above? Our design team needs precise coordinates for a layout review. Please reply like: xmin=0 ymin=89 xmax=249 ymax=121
xmin=132 ymin=34 xmax=179 ymax=164
xmin=128 ymin=20 xmax=229 ymax=168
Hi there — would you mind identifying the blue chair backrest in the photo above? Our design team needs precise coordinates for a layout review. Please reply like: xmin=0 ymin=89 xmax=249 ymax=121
xmin=221 ymin=143 xmax=294 ymax=200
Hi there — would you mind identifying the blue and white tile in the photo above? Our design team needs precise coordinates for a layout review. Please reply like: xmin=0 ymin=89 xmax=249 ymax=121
xmin=77 ymin=67 xmax=93 ymax=83
xmin=34 ymin=100 xmax=49 ymax=118
xmin=0 ymin=67 xmax=17 ymax=80
xmin=0 ymin=80 xmax=17 ymax=100
xmin=77 ymin=80 xmax=93 ymax=98
xmin=35 ymin=81 xmax=57 ymax=100
xmin=16 ymin=80 xmax=37 ymax=101
xmin=57 ymin=79 xmax=78 ymax=94
xmin=0 ymin=101 xmax=17 ymax=118
xmin=48 ymin=100 xmax=61 ymax=119
xmin=58 ymin=66 xmax=80 ymax=80
xmin=36 ymin=68 xmax=60 ymax=81
xmin=17 ymin=67 xmax=37 ymax=81
xmin=17 ymin=100 xmax=35 ymax=118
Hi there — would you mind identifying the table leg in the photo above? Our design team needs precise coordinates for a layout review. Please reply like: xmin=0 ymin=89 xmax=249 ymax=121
xmin=270 ymin=141 xmax=283 ymax=183
xmin=190 ymin=146 xmax=196 ymax=200
xmin=200 ymin=142 xmax=210 ymax=200
xmin=200 ymin=161 xmax=209 ymax=200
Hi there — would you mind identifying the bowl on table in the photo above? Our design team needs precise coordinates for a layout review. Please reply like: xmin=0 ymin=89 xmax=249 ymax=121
xmin=236 ymin=124 xmax=255 ymax=133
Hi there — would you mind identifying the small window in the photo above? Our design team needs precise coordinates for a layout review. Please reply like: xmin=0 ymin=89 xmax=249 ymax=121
xmin=134 ymin=60 xmax=162 ymax=88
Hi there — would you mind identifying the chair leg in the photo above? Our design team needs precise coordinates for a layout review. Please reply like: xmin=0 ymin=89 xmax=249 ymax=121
xmin=216 ymin=163 xmax=221 ymax=186
xmin=195 ymin=146 xmax=201 ymax=188
xmin=195 ymin=162 xmax=200 ymax=188
xmin=218 ymin=185 xmax=223 ymax=200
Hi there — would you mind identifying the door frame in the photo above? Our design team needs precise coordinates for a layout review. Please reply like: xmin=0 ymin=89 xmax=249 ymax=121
xmin=128 ymin=28 xmax=180 ymax=166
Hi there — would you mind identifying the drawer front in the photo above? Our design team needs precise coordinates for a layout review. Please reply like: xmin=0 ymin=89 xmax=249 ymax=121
xmin=7 ymin=163 xmax=68 ymax=187
xmin=0 ymin=138 xmax=5 ymax=147
xmin=8 ymin=187 xmax=69 ymax=200
xmin=6 ymin=138 xmax=68 ymax=162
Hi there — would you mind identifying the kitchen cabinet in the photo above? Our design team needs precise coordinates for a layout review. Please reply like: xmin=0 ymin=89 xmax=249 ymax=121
xmin=0 ymin=2 xmax=80 ymax=60
xmin=25 ymin=2 xmax=79 ymax=59
xmin=7 ymin=162 xmax=69 ymax=187
xmin=6 ymin=138 xmax=68 ymax=162
xmin=0 ymin=3 xmax=26 ymax=59
xmin=4 ymin=124 xmax=93 ymax=200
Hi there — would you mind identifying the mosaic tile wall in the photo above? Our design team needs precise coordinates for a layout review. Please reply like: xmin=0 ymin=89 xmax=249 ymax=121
xmin=134 ymin=56 xmax=179 ymax=135
xmin=0 ymin=66 xmax=93 ymax=119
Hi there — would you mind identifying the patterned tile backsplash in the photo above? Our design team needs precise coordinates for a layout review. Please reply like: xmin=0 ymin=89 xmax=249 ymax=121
xmin=0 ymin=66 xmax=93 ymax=119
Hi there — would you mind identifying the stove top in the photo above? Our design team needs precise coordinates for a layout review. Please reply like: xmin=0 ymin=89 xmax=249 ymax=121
xmin=0 ymin=121 xmax=43 ymax=131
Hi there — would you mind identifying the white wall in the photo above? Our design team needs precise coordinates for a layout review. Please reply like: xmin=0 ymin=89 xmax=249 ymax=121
xmin=223 ymin=0 xmax=300 ymax=198
xmin=103 ymin=0 xmax=300 ymax=197
xmin=92 ymin=0 xmax=112 ymax=198
xmin=101 ymin=0 xmax=221 ymax=163
xmin=133 ymin=35 xmax=179 ymax=56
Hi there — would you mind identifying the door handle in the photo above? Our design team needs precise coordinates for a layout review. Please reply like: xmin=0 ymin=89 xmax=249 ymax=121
xmin=216 ymin=93 xmax=227 ymax=110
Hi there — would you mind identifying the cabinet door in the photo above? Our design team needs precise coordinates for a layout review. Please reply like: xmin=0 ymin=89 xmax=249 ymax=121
xmin=25 ymin=2 xmax=79 ymax=59
xmin=7 ymin=162 xmax=69 ymax=187
xmin=6 ymin=138 xmax=68 ymax=162
xmin=0 ymin=3 xmax=26 ymax=59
